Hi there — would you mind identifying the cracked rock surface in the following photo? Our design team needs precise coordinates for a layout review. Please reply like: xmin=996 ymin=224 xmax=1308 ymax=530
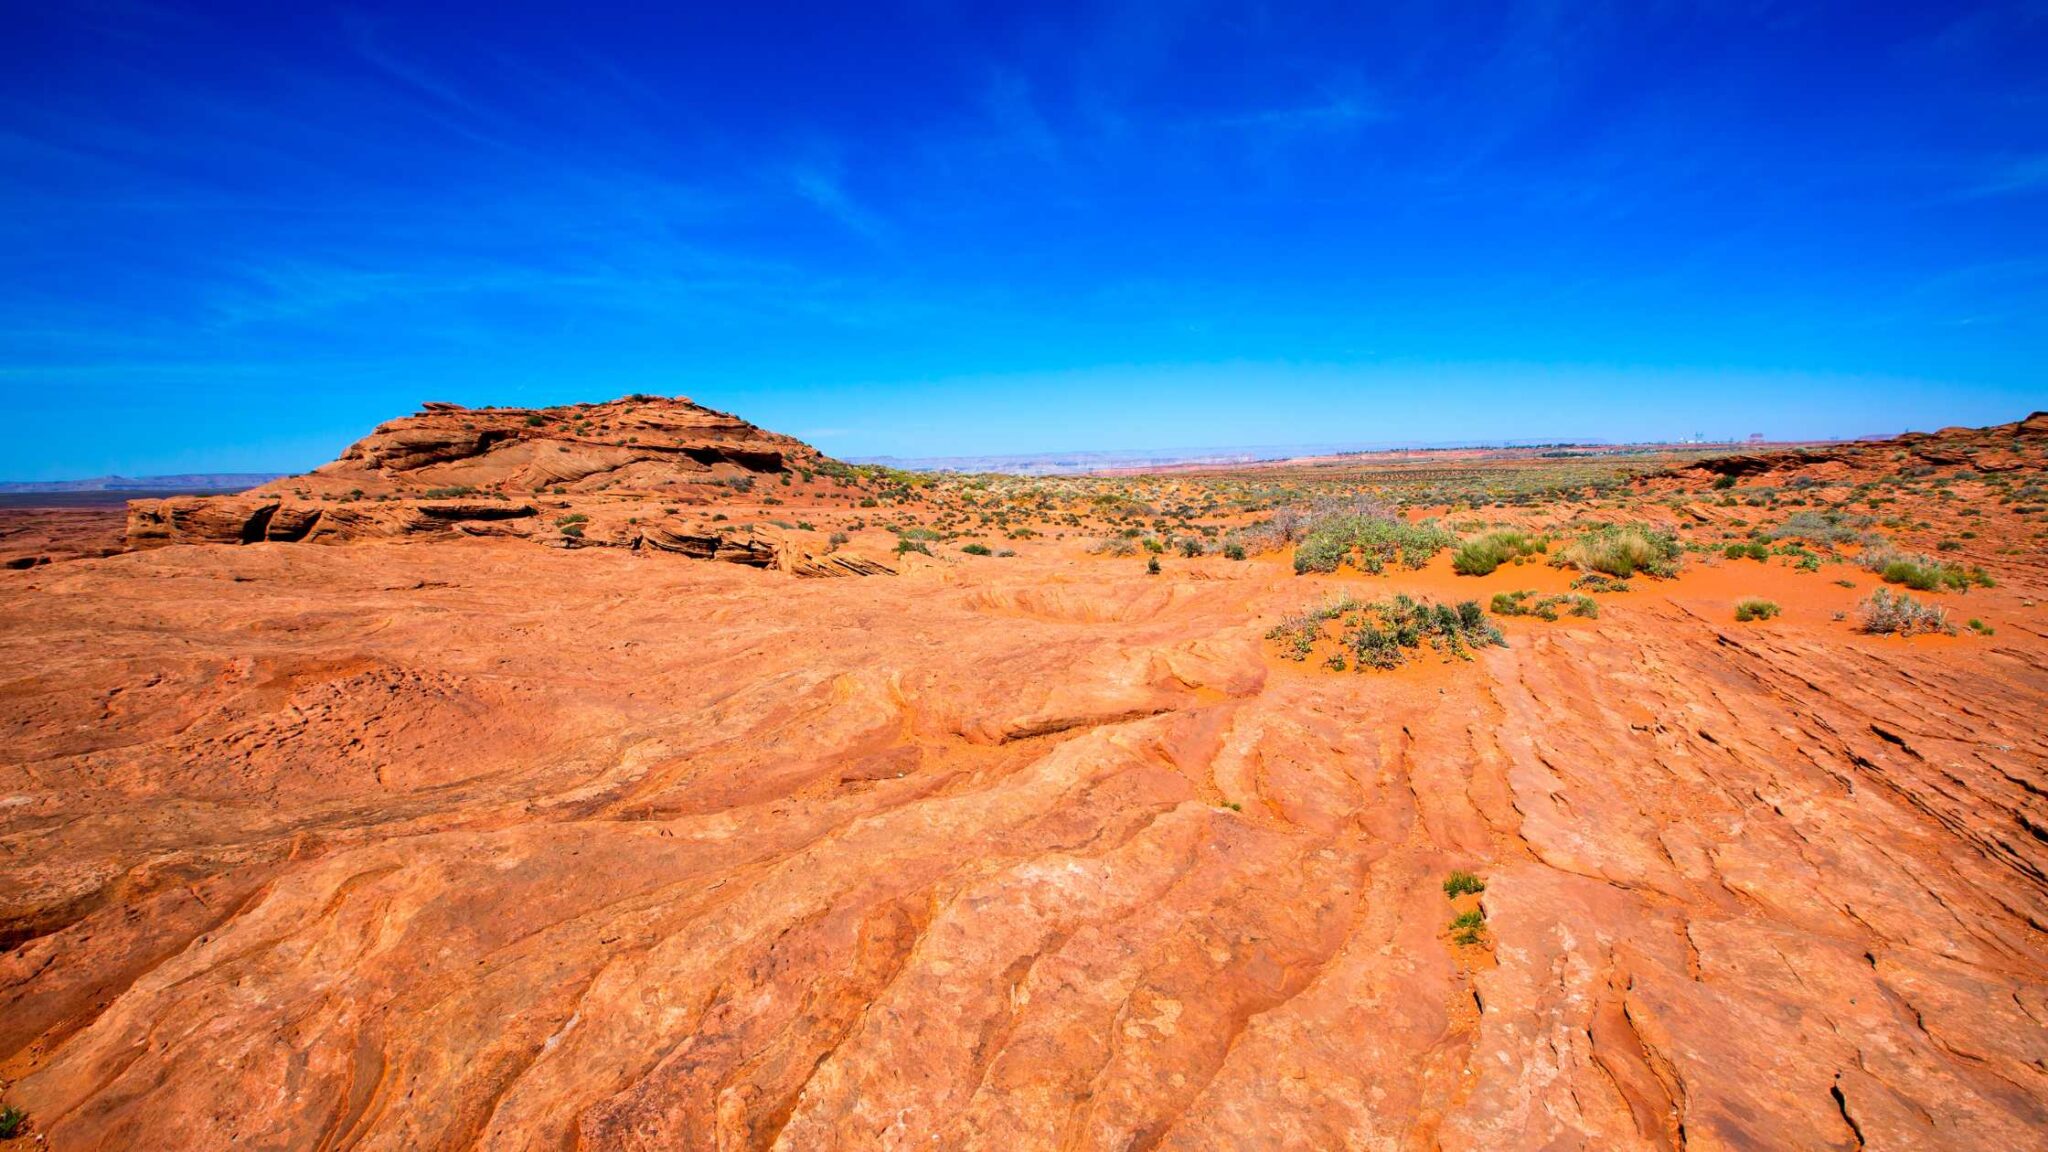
xmin=2 ymin=409 xmax=2045 ymax=1149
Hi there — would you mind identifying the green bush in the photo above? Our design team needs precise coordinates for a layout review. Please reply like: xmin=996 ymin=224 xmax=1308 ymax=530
xmin=1443 ymin=870 xmax=1486 ymax=898
xmin=1450 ymin=908 xmax=1486 ymax=945
xmin=1862 ymin=545 xmax=1992 ymax=592
xmin=960 ymin=542 xmax=992 ymax=556
xmin=1451 ymin=530 xmax=1548 ymax=576
xmin=1733 ymin=598 xmax=1780 ymax=622
xmin=1290 ymin=502 xmax=1458 ymax=575
xmin=1268 ymin=593 xmax=1500 ymax=669
xmin=1724 ymin=541 xmax=1770 ymax=561
xmin=1552 ymin=523 xmax=1682 ymax=579
xmin=1490 ymin=590 xmax=1597 ymax=621
xmin=0 ymin=1104 xmax=25 ymax=1139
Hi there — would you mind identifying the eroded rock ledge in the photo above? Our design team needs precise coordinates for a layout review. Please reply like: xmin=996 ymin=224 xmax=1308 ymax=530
xmin=122 ymin=395 xmax=897 ymax=576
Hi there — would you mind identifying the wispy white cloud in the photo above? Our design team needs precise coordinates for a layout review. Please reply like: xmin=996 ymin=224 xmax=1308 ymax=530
xmin=1963 ymin=154 xmax=2048 ymax=198
xmin=981 ymin=69 xmax=1062 ymax=162
xmin=1212 ymin=94 xmax=1389 ymax=131
xmin=787 ymin=164 xmax=892 ymax=243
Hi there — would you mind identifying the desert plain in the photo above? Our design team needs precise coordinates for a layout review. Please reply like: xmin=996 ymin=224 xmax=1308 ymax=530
xmin=1 ymin=397 xmax=2045 ymax=1150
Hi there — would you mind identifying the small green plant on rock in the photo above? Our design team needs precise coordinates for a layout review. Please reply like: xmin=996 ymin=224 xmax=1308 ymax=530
xmin=1450 ymin=908 xmax=1487 ymax=946
xmin=1443 ymin=870 xmax=1486 ymax=898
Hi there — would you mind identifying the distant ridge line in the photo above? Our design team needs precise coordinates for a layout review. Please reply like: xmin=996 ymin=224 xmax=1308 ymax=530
xmin=0 ymin=473 xmax=284 ymax=493
xmin=848 ymin=435 xmax=1868 ymax=476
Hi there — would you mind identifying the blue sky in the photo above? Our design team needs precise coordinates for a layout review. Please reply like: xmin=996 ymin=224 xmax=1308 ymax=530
xmin=3 ymin=1 xmax=2045 ymax=477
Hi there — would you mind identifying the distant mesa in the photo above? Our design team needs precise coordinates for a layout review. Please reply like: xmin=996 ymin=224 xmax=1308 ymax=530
xmin=123 ymin=395 xmax=897 ymax=577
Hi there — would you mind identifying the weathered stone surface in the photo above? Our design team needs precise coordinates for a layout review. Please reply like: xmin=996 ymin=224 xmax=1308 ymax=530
xmin=2 ymin=405 xmax=2043 ymax=1149
xmin=114 ymin=396 xmax=889 ymax=576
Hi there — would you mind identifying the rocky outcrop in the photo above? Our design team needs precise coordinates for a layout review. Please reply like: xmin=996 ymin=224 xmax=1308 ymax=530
xmin=127 ymin=497 xmax=538 ymax=548
xmin=116 ymin=395 xmax=893 ymax=576
xmin=637 ymin=523 xmax=898 ymax=576
xmin=317 ymin=395 xmax=820 ymax=487
xmin=1669 ymin=410 xmax=2047 ymax=487
xmin=303 ymin=393 xmax=815 ymax=487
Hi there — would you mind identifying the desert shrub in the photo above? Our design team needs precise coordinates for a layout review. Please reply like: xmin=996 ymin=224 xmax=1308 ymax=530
xmin=1857 ymin=587 xmax=1954 ymax=636
xmin=960 ymin=542 xmax=992 ymax=556
xmin=1490 ymin=590 xmax=1597 ymax=621
xmin=1724 ymin=541 xmax=1770 ymax=561
xmin=895 ymin=539 xmax=932 ymax=556
xmin=1860 ymin=545 xmax=1992 ymax=592
xmin=1733 ymin=598 xmax=1780 ymax=622
xmin=1146 ymin=555 xmax=1161 ymax=575
xmin=1763 ymin=510 xmax=1874 ymax=549
xmin=1237 ymin=506 xmax=1313 ymax=554
xmin=1443 ymin=871 xmax=1485 ymax=898
xmin=1351 ymin=595 xmax=1502 ymax=668
xmin=1551 ymin=523 xmax=1681 ymax=578
xmin=1571 ymin=573 xmax=1631 ymax=594
xmin=1223 ymin=542 xmax=1247 ymax=561
xmin=1451 ymin=530 xmax=1547 ymax=575
xmin=0 ymin=1104 xmax=24 ymax=1138
xmin=1090 ymin=536 xmax=1138 ymax=558
xmin=1967 ymin=617 xmax=1994 ymax=635
xmin=995 ymin=548 xmax=1016 ymax=558
xmin=1266 ymin=597 xmax=1354 ymax=661
xmin=1293 ymin=508 xmax=1457 ymax=575
xmin=1268 ymin=593 xmax=1501 ymax=669
xmin=524 ymin=414 xmax=546 ymax=427
xmin=1450 ymin=908 xmax=1486 ymax=945
xmin=827 ymin=531 xmax=850 ymax=548
xmin=1711 ymin=474 xmax=1738 ymax=490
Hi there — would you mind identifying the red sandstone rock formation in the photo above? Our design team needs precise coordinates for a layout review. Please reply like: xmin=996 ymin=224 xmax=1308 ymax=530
xmin=121 ymin=396 xmax=895 ymax=575
xmin=1 ymin=403 xmax=2043 ymax=1149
